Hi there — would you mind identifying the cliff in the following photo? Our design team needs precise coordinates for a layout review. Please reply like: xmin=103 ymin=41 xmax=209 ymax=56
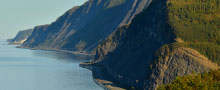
xmin=94 ymin=0 xmax=220 ymax=89
xmin=95 ymin=0 xmax=173 ymax=89
xmin=22 ymin=0 xmax=151 ymax=53
xmin=147 ymin=47 xmax=219 ymax=90
xmin=7 ymin=29 xmax=33 ymax=45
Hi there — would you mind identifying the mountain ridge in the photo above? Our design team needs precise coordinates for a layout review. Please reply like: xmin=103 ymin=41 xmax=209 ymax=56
xmin=11 ymin=0 xmax=220 ymax=89
xmin=21 ymin=0 xmax=151 ymax=53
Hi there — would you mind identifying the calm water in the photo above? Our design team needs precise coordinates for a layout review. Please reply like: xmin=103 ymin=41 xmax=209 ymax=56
xmin=0 ymin=40 xmax=103 ymax=90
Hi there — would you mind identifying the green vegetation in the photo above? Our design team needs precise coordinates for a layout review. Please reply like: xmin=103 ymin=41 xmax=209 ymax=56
xmin=155 ymin=0 xmax=220 ymax=89
xmin=158 ymin=70 xmax=220 ymax=90
xmin=161 ymin=0 xmax=220 ymax=64
xmin=167 ymin=0 xmax=220 ymax=43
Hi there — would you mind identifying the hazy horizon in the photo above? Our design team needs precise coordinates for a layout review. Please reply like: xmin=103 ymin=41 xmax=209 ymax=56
xmin=0 ymin=0 xmax=87 ymax=39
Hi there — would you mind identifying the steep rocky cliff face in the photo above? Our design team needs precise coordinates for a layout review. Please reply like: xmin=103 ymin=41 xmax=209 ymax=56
xmin=22 ymin=0 xmax=151 ymax=52
xmin=95 ymin=0 xmax=174 ymax=88
xmin=23 ymin=25 xmax=49 ymax=48
xmin=7 ymin=29 xmax=33 ymax=44
xmin=147 ymin=47 xmax=219 ymax=90
xmin=94 ymin=0 xmax=220 ymax=89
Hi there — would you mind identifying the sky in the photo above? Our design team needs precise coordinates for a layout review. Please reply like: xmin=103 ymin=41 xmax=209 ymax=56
xmin=0 ymin=0 xmax=87 ymax=39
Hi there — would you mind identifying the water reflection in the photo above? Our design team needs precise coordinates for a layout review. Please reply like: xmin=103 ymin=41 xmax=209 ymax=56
xmin=0 ymin=40 xmax=103 ymax=90
xmin=32 ymin=50 xmax=94 ymax=63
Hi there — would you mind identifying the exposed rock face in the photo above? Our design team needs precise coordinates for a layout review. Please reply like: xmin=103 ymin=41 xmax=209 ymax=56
xmin=95 ymin=0 xmax=173 ymax=61
xmin=94 ymin=0 xmax=220 ymax=89
xmin=7 ymin=29 xmax=33 ymax=45
xmin=22 ymin=0 xmax=151 ymax=52
xmin=147 ymin=47 xmax=219 ymax=90
xmin=95 ymin=0 xmax=174 ymax=87
xmin=23 ymin=25 xmax=49 ymax=48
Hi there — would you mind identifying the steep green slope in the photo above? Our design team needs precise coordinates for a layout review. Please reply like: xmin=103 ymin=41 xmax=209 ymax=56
xmin=164 ymin=0 xmax=220 ymax=65
xmin=168 ymin=0 xmax=220 ymax=43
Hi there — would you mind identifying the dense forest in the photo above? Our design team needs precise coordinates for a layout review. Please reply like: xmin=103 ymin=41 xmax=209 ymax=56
xmin=163 ymin=0 xmax=220 ymax=64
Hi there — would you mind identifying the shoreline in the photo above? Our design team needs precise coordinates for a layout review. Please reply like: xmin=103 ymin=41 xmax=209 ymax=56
xmin=80 ymin=64 xmax=110 ymax=90
xmin=80 ymin=63 xmax=125 ymax=90
xmin=15 ymin=45 xmax=116 ymax=90
xmin=6 ymin=41 xmax=94 ymax=56
xmin=17 ymin=46 xmax=94 ymax=56
xmin=7 ymin=43 xmax=121 ymax=90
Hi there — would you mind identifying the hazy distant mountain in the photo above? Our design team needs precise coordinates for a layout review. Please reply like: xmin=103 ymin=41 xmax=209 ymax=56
xmin=22 ymin=0 xmax=151 ymax=53
xmin=7 ymin=29 xmax=33 ymax=45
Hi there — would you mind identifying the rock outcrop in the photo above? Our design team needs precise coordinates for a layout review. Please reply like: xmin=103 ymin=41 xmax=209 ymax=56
xmin=95 ymin=0 xmax=174 ymax=88
xmin=147 ymin=47 xmax=219 ymax=90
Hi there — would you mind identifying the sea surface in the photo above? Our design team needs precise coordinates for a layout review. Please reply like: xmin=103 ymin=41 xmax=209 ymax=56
xmin=0 ymin=40 xmax=103 ymax=90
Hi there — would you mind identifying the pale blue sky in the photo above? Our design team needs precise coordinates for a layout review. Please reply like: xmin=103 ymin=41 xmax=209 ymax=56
xmin=0 ymin=0 xmax=87 ymax=39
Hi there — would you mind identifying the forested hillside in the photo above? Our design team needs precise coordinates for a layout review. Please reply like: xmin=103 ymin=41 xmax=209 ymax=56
xmin=94 ymin=0 xmax=220 ymax=89
xmin=165 ymin=0 xmax=220 ymax=64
